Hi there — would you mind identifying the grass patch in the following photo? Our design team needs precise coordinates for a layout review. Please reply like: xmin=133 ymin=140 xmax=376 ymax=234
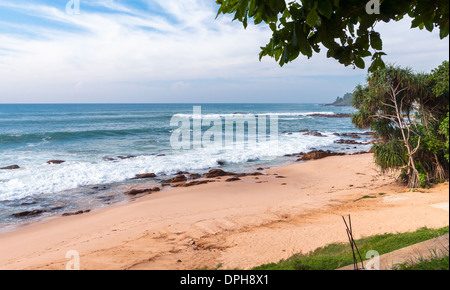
xmin=354 ymin=195 xmax=377 ymax=202
xmin=354 ymin=193 xmax=388 ymax=202
xmin=253 ymin=226 xmax=449 ymax=270
xmin=394 ymin=250 xmax=449 ymax=270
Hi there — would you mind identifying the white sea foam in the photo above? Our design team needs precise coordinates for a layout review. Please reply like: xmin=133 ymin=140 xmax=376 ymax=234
xmin=174 ymin=112 xmax=336 ymax=119
xmin=0 ymin=132 xmax=339 ymax=201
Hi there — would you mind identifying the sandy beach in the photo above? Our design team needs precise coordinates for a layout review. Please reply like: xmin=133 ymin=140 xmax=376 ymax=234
xmin=0 ymin=153 xmax=448 ymax=270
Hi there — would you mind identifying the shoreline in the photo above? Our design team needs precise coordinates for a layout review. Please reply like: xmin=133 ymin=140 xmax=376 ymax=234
xmin=0 ymin=136 xmax=373 ymax=234
xmin=0 ymin=153 xmax=448 ymax=270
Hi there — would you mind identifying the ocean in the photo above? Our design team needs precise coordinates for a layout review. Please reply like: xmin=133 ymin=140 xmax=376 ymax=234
xmin=0 ymin=103 xmax=372 ymax=231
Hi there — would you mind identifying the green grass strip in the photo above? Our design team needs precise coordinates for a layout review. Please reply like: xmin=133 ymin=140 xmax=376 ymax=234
xmin=253 ymin=226 xmax=449 ymax=270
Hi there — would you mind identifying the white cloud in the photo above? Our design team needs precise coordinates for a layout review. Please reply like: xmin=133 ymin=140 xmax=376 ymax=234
xmin=0 ymin=0 xmax=448 ymax=103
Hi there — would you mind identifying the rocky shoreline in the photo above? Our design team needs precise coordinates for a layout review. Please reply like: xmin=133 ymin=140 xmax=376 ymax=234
xmin=3 ymin=130 xmax=375 ymax=222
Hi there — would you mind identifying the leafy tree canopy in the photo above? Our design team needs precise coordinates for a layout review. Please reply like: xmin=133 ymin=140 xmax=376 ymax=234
xmin=216 ymin=0 xmax=449 ymax=72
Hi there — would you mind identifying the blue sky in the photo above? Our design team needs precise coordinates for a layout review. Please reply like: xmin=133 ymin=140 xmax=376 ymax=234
xmin=0 ymin=0 xmax=448 ymax=104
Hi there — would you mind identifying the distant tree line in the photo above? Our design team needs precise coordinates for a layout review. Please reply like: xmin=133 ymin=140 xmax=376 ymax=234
xmin=326 ymin=93 xmax=354 ymax=106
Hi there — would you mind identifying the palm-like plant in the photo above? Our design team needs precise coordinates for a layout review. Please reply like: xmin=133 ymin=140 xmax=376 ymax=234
xmin=353 ymin=63 xmax=449 ymax=188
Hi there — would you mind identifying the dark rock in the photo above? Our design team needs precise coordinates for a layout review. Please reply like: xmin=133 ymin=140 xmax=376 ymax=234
xmin=225 ymin=177 xmax=241 ymax=182
xmin=205 ymin=169 xmax=234 ymax=178
xmin=188 ymin=174 xmax=202 ymax=180
xmin=205 ymin=169 xmax=264 ymax=179
xmin=97 ymin=196 xmax=114 ymax=203
xmin=256 ymin=168 xmax=264 ymax=171
xmin=333 ymin=133 xmax=341 ymax=136
xmin=152 ymin=187 xmax=161 ymax=192
xmin=341 ymin=133 xmax=361 ymax=139
xmin=125 ymin=188 xmax=154 ymax=196
xmin=175 ymin=171 xmax=189 ymax=175
xmin=47 ymin=160 xmax=65 ymax=165
xmin=304 ymin=131 xmax=326 ymax=137
xmin=180 ymin=180 xmax=213 ymax=187
xmin=217 ymin=160 xmax=226 ymax=166
xmin=51 ymin=206 xmax=65 ymax=211
xmin=156 ymin=154 xmax=166 ymax=157
xmin=92 ymin=185 xmax=110 ymax=190
xmin=233 ymin=172 xmax=263 ymax=177
xmin=62 ymin=210 xmax=91 ymax=217
xmin=12 ymin=210 xmax=46 ymax=218
xmin=351 ymin=151 xmax=370 ymax=155
xmin=244 ymin=172 xmax=264 ymax=177
xmin=166 ymin=175 xmax=187 ymax=183
xmin=134 ymin=173 xmax=157 ymax=179
xmin=298 ymin=129 xmax=309 ymax=133
xmin=300 ymin=150 xmax=345 ymax=161
xmin=335 ymin=139 xmax=364 ymax=145
xmin=117 ymin=155 xmax=136 ymax=160
xmin=1 ymin=165 xmax=20 ymax=170
xmin=309 ymin=113 xmax=352 ymax=118
xmin=20 ymin=201 xmax=37 ymax=206
xmin=103 ymin=157 xmax=116 ymax=161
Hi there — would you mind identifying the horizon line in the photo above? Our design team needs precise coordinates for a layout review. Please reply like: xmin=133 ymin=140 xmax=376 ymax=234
xmin=0 ymin=102 xmax=337 ymax=105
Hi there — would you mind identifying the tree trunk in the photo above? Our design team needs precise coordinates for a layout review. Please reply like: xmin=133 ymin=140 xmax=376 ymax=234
xmin=407 ymin=154 xmax=420 ymax=188
xmin=433 ymin=154 xmax=447 ymax=181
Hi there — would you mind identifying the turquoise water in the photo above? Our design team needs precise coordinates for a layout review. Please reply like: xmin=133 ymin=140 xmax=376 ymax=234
xmin=0 ymin=103 xmax=371 ymax=230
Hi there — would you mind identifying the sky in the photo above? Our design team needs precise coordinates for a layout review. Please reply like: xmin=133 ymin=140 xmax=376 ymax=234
xmin=0 ymin=0 xmax=448 ymax=104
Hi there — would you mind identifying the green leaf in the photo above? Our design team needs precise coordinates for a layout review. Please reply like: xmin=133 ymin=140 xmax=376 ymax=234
xmin=296 ymin=24 xmax=313 ymax=57
xmin=359 ymin=50 xmax=372 ymax=58
xmin=274 ymin=47 xmax=282 ymax=61
xmin=292 ymin=23 xmax=298 ymax=48
xmin=424 ymin=20 xmax=434 ymax=32
xmin=368 ymin=57 xmax=386 ymax=73
xmin=370 ymin=31 xmax=383 ymax=50
xmin=273 ymin=0 xmax=286 ymax=13
xmin=279 ymin=45 xmax=291 ymax=67
xmin=306 ymin=9 xmax=319 ymax=27
xmin=269 ymin=22 xmax=277 ymax=32
xmin=269 ymin=0 xmax=278 ymax=12
xmin=411 ymin=17 xmax=422 ymax=29
xmin=355 ymin=57 xmax=365 ymax=69
xmin=248 ymin=0 xmax=257 ymax=17
xmin=440 ymin=26 xmax=449 ymax=39
xmin=317 ymin=0 xmax=333 ymax=19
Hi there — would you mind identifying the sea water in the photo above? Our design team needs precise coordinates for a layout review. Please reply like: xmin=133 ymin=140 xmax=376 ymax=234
xmin=0 ymin=103 xmax=372 ymax=231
